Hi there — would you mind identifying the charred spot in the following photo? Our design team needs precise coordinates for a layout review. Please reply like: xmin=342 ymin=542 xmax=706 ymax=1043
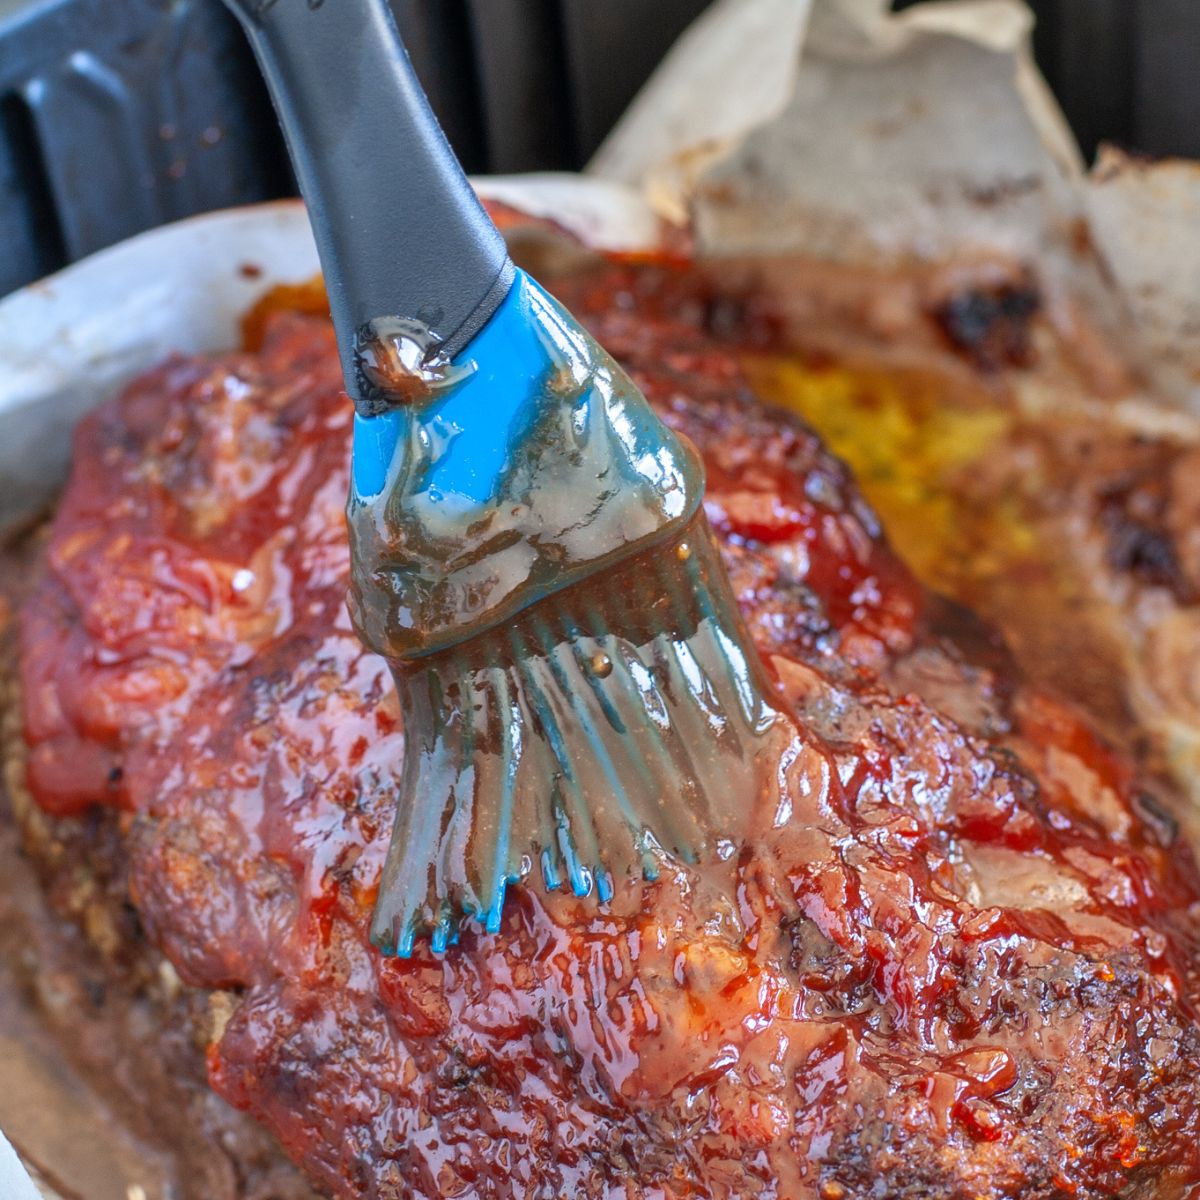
xmin=1107 ymin=519 xmax=1184 ymax=593
xmin=1133 ymin=791 xmax=1179 ymax=850
xmin=120 ymin=899 xmax=144 ymax=940
xmin=260 ymin=1057 xmax=310 ymax=1107
xmin=435 ymin=1041 xmax=495 ymax=1092
xmin=1068 ymin=217 xmax=1095 ymax=258
xmin=785 ymin=915 xmax=875 ymax=1014
xmin=922 ymin=594 xmax=1018 ymax=701
xmin=702 ymin=290 xmax=780 ymax=348
xmin=703 ymin=293 xmax=751 ymax=341
xmin=1098 ymin=473 xmax=1194 ymax=602
xmin=931 ymin=281 xmax=1040 ymax=370
xmin=995 ymin=1059 xmax=1055 ymax=1120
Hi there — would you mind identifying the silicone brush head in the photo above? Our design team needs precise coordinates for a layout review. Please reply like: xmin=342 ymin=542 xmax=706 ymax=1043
xmin=370 ymin=511 xmax=780 ymax=955
xmin=349 ymin=271 xmax=784 ymax=955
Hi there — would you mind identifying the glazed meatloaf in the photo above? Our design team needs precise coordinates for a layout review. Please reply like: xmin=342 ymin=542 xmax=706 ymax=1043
xmin=10 ymin=252 xmax=1200 ymax=1199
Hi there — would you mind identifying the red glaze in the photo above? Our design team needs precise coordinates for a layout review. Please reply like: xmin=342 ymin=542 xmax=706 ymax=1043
xmin=19 ymin=259 xmax=1200 ymax=1199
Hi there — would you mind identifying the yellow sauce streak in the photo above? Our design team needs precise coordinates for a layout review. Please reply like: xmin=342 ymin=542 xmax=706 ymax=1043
xmin=742 ymin=357 xmax=1028 ymax=594
xmin=742 ymin=355 xmax=1137 ymax=742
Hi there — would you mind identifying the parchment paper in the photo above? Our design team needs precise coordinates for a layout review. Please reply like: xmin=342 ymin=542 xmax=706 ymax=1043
xmin=594 ymin=0 xmax=1200 ymax=409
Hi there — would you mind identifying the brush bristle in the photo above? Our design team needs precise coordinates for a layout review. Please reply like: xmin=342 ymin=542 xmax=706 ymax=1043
xmin=370 ymin=513 xmax=780 ymax=956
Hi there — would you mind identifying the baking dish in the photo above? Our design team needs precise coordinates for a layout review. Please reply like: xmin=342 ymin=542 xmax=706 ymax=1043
xmin=5 ymin=1 xmax=1200 ymax=1194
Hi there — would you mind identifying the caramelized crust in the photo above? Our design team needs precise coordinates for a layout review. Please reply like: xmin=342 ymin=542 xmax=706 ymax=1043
xmin=18 ymin=262 xmax=1200 ymax=1199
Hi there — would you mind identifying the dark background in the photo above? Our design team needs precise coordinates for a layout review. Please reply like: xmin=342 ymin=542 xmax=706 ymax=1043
xmin=1 ymin=0 xmax=1196 ymax=295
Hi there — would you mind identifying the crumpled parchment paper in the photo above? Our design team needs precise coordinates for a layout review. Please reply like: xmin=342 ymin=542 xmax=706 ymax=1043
xmin=593 ymin=0 xmax=1200 ymax=409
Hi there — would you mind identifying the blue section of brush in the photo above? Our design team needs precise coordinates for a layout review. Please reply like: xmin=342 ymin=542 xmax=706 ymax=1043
xmin=353 ymin=269 xmax=555 ymax=504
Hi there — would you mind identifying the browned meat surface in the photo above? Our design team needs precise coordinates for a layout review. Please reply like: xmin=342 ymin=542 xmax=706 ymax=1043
xmin=725 ymin=252 xmax=1200 ymax=830
xmin=0 ymin=537 xmax=319 ymax=1200
xmin=14 ymin=258 xmax=1200 ymax=1199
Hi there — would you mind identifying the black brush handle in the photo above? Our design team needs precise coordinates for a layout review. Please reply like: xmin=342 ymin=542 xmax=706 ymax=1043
xmin=222 ymin=0 xmax=514 ymax=385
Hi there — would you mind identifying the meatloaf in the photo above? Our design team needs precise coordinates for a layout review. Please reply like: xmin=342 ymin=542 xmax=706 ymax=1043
xmin=11 ymin=255 xmax=1200 ymax=1199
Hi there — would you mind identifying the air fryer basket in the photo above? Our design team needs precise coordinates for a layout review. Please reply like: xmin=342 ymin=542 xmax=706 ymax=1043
xmin=1 ymin=0 xmax=1198 ymax=294
xmin=0 ymin=0 xmax=711 ymax=296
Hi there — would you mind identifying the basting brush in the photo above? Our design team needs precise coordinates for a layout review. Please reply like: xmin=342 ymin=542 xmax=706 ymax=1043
xmin=225 ymin=0 xmax=781 ymax=956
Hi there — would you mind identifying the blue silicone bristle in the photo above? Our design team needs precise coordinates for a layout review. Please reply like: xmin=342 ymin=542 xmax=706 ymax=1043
xmin=540 ymin=849 xmax=562 ymax=892
xmin=484 ymin=882 xmax=505 ymax=935
xmin=368 ymin=514 xmax=779 ymax=957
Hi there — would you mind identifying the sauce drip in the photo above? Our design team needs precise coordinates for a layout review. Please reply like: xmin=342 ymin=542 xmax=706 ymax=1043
xmin=346 ymin=272 xmax=704 ymax=660
xmin=353 ymin=316 xmax=468 ymax=414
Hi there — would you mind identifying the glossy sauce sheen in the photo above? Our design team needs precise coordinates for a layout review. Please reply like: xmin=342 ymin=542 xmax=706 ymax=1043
xmin=19 ymin=258 xmax=1200 ymax=1199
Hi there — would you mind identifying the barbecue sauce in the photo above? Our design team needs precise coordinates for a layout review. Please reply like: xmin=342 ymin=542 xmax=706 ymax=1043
xmin=17 ymin=254 xmax=1200 ymax=1198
